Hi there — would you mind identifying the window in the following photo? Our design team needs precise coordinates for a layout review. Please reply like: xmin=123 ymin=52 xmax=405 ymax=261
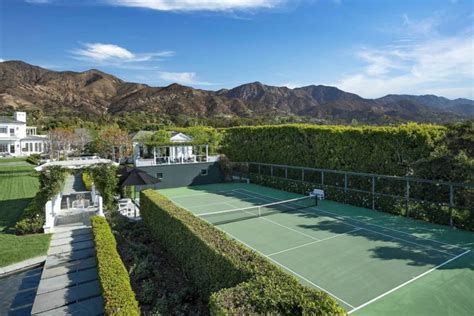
xmin=201 ymin=169 xmax=208 ymax=176
xmin=0 ymin=127 xmax=6 ymax=134
xmin=35 ymin=143 xmax=39 ymax=152
xmin=156 ymin=173 xmax=163 ymax=180
xmin=10 ymin=145 xmax=15 ymax=153
xmin=9 ymin=128 xmax=14 ymax=136
xmin=0 ymin=144 xmax=7 ymax=152
xmin=38 ymin=143 xmax=42 ymax=152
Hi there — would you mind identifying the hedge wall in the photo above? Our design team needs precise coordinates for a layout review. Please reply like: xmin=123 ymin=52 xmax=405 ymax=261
xmin=140 ymin=189 xmax=345 ymax=315
xmin=221 ymin=124 xmax=446 ymax=176
xmin=90 ymin=216 xmax=140 ymax=316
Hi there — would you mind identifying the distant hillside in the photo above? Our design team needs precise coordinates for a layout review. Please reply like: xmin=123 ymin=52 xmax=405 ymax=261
xmin=0 ymin=60 xmax=472 ymax=124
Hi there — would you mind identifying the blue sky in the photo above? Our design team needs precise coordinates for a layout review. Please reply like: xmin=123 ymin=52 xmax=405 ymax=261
xmin=1 ymin=0 xmax=473 ymax=99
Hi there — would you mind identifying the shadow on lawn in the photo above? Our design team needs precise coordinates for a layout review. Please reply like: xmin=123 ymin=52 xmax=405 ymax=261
xmin=0 ymin=198 xmax=33 ymax=233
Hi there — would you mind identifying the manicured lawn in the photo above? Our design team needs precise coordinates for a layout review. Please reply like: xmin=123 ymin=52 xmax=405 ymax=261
xmin=0 ymin=161 xmax=51 ymax=267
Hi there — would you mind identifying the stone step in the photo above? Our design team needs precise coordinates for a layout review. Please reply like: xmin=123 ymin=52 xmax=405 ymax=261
xmin=37 ymin=267 xmax=98 ymax=295
xmin=50 ymin=232 xmax=93 ymax=247
xmin=48 ymin=240 xmax=94 ymax=256
xmin=42 ymin=257 xmax=97 ymax=279
xmin=34 ymin=296 xmax=104 ymax=316
xmin=31 ymin=280 xmax=101 ymax=314
xmin=45 ymin=247 xmax=95 ymax=268
xmin=51 ymin=228 xmax=91 ymax=240
xmin=53 ymin=224 xmax=91 ymax=235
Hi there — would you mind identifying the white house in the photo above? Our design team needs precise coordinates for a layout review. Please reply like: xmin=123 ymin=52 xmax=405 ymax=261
xmin=133 ymin=131 xmax=217 ymax=166
xmin=0 ymin=112 xmax=48 ymax=157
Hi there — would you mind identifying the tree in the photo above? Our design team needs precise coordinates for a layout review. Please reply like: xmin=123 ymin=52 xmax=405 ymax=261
xmin=47 ymin=128 xmax=75 ymax=159
xmin=73 ymin=128 xmax=93 ymax=155
xmin=95 ymin=126 xmax=132 ymax=162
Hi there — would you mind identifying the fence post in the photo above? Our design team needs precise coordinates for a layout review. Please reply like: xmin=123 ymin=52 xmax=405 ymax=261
xmin=285 ymin=167 xmax=288 ymax=179
xmin=270 ymin=165 xmax=273 ymax=177
xmin=344 ymin=173 xmax=348 ymax=203
xmin=372 ymin=176 xmax=375 ymax=210
xmin=405 ymin=179 xmax=410 ymax=217
xmin=301 ymin=168 xmax=305 ymax=182
xmin=321 ymin=171 xmax=324 ymax=189
xmin=449 ymin=185 xmax=454 ymax=227
xmin=258 ymin=164 xmax=261 ymax=175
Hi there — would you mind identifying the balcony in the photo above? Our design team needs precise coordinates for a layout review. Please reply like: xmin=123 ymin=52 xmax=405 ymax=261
xmin=135 ymin=155 xmax=220 ymax=167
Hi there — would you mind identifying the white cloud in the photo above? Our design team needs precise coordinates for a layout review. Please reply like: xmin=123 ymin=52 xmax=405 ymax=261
xmin=72 ymin=43 xmax=174 ymax=63
xmin=158 ymin=71 xmax=211 ymax=85
xmin=0 ymin=59 xmax=4 ymax=62
xmin=107 ymin=0 xmax=283 ymax=11
xmin=335 ymin=34 xmax=474 ymax=99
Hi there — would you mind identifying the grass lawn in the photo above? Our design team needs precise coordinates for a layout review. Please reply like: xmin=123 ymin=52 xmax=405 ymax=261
xmin=0 ymin=161 xmax=51 ymax=267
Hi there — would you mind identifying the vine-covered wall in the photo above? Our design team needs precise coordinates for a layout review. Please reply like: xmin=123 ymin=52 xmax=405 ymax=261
xmin=221 ymin=123 xmax=446 ymax=176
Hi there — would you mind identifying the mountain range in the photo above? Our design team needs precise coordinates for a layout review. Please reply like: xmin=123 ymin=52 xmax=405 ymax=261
xmin=0 ymin=60 xmax=472 ymax=124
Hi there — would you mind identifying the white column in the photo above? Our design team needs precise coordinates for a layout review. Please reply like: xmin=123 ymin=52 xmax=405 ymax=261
xmin=43 ymin=200 xmax=54 ymax=233
xmin=97 ymin=196 xmax=104 ymax=217
xmin=91 ymin=184 xmax=97 ymax=205
xmin=206 ymin=145 xmax=209 ymax=162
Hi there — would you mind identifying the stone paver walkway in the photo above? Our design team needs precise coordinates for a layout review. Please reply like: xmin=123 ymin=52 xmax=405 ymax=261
xmin=31 ymin=216 xmax=104 ymax=315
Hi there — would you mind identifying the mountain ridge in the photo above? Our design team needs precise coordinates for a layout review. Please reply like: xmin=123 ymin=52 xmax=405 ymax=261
xmin=0 ymin=60 xmax=472 ymax=124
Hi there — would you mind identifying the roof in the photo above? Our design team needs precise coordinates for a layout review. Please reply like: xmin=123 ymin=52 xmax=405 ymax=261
xmin=119 ymin=168 xmax=161 ymax=187
xmin=21 ymin=135 xmax=48 ymax=141
xmin=0 ymin=116 xmax=24 ymax=124
xmin=34 ymin=158 xmax=119 ymax=171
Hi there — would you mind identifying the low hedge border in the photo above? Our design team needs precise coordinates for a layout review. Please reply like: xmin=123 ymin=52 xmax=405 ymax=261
xmin=90 ymin=216 xmax=140 ymax=315
xmin=140 ymin=189 xmax=345 ymax=315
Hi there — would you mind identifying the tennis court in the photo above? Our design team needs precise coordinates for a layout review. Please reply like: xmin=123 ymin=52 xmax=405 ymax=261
xmin=158 ymin=182 xmax=474 ymax=315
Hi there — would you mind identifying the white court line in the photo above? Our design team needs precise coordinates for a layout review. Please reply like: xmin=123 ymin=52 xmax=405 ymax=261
xmin=267 ymin=228 xmax=363 ymax=257
xmin=168 ymin=189 xmax=241 ymax=200
xmin=235 ymin=189 xmax=462 ymax=256
xmin=214 ymin=226 xmax=356 ymax=309
xmin=185 ymin=197 xmax=260 ymax=209
xmin=236 ymin=188 xmax=466 ymax=250
xmin=224 ymin=201 xmax=322 ymax=242
xmin=347 ymin=249 xmax=471 ymax=314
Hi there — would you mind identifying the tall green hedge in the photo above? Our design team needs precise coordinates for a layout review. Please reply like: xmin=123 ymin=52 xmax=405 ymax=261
xmin=221 ymin=124 xmax=446 ymax=176
xmin=91 ymin=216 xmax=140 ymax=315
xmin=140 ymin=189 xmax=345 ymax=315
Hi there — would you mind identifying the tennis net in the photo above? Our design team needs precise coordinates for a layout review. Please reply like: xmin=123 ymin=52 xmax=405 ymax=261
xmin=198 ymin=195 xmax=314 ymax=225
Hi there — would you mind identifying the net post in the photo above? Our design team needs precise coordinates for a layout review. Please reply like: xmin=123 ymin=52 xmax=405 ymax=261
xmin=449 ymin=185 xmax=454 ymax=227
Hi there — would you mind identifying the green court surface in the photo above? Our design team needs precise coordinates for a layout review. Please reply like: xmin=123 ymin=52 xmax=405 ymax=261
xmin=158 ymin=183 xmax=474 ymax=315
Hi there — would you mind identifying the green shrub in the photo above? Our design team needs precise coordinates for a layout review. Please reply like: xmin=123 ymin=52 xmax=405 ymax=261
xmin=90 ymin=164 xmax=118 ymax=210
xmin=140 ymin=189 xmax=345 ymax=315
xmin=82 ymin=170 xmax=93 ymax=191
xmin=26 ymin=154 xmax=40 ymax=165
xmin=90 ymin=216 xmax=140 ymax=316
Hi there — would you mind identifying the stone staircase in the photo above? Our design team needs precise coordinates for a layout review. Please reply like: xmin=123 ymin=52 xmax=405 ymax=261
xmin=31 ymin=217 xmax=104 ymax=315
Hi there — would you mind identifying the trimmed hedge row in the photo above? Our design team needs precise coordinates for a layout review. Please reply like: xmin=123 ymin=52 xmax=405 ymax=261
xmin=221 ymin=124 xmax=446 ymax=176
xmin=140 ymin=189 xmax=345 ymax=315
xmin=90 ymin=216 xmax=140 ymax=316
